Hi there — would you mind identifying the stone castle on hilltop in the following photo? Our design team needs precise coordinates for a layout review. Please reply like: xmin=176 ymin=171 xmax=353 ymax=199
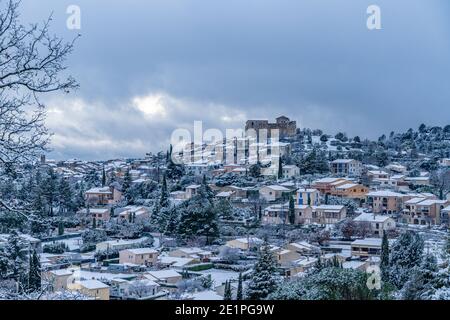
xmin=245 ymin=115 xmax=297 ymax=141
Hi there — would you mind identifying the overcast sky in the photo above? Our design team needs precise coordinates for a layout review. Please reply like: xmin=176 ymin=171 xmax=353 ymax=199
xmin=17 ymin=0 xmax=450 ymax=160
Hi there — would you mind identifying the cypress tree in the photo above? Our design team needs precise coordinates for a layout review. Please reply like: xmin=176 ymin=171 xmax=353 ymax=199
xmin=278 ymin=157 xmax=283 ymax=180
xmin=160 ymin=174 xmax=169 ymax=208
xmin=102 ymin=166 xmax=106 ymax=187
xmin=123 ymin=169 xmax=132 ymax=193
xmin=380 ymin=232 xmax=389 ymax=284
xmin=236 ymin=273 xmax=243 ymax=300
xmin=58 ymin=221 xmax=64 ymax=236
xmin=288 ymin=194 xmax=296 ymax=225
xmin=28 ymin=250 xmax=41 ymax=292
xmin=224 ymin=281 xmax=232 ymax=300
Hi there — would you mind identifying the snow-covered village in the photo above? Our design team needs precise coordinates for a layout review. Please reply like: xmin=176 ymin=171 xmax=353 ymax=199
xmin=1 ymin=0 xmax=450 ymax=306
xmin=1 ymin=114 xmax=450 ymax=301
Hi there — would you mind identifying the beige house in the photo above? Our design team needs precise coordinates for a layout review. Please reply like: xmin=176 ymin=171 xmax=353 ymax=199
xmin=312 ymin=177 xmax=349 ymax=194
xmin=45 ymin=269 xmax=73 ymax=292
xmin=185 ymin=185 xmax=201 ymax=199
xmin=168 ymin=247 xmax=212 ymax=261
xmin=330 ymin=159 xmax=363 ymax=176
xmin=145 ymin=270 xmax=182 ymax=285
xmin=311 ymin=205 xmax=347 ymax=224
xmin=402 ymin=198 xmax=449 ymax=225
xmin=330 ymin=183 xmax=369 ymax=200
xmin=225 ymin=237 xmax=263 ymax=250
xmin=281 ymin=165 xmax=300 ymax=179
xmin=119 ymin=248 xmax=158 ymax=266
xmin=271 ymin=248 xmax=302 ymax=266
xmin=294 ymin=205 xmax=314 ymax=224
xmin=353 ymin=213 xmax=396 ymax=237
xmin=118 ymin=206 xmax=151 ymax=222
xmin=85 ymin=186 xmax=122 ymax=206
xmin=262 ymin=204 xmax=289 ymax=225
xmin=78 ymin=208 xmax=110 ymax=225
xmin=73 ymin=280 xmax=110 ymax=300
xmin=367 ymin=170 xmax=390 ymax=180
xmin=259 ymin=185 xmax=291 ymax=202
xmin=286 ymin=241 xmax=320 ymax=255
xmin=351 ymin=238 xmax=382 ymax=258
xmin=366 ymin=191 xmax=405 ymax=214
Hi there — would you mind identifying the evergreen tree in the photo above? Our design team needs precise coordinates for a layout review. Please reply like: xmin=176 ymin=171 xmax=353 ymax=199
xmin=224 ymin=281 xmax=232 ymax=300
xmin=85 ymin=169 xmax=101 ymax=188
xmin=102 ymin=166 xmax=106 ymax=187
xmin=58 ymin=221 xmax=65 ymax=236
xmin=41 ymin=168 xmax=58 ymax=216
xmin=3 ymin=231 xmax=28 ymax=281
xmin=401 ymin=254 xmax=444 ymax=300
xmin=215 ymin=199 xmax=234 ymax=221
xmin=122 ymin=169 xmax=132 ymax=194
xmin=28 ymin=250 xmax=41 ymax=292
xmin=380 ymin=233 xmax=390 ymax=284
xmin=92 ymin=216 xmax=97 ymax=229
xmin=58 ymin=177 xmax=73 ymax=214
xmin=278 ymin=157 xmax=283 ymax=180
xmin=159 ymin=174 xmax=170 ymax=208
xmin=236 ymin=273 xmax=243 ymax=300
xmin=288 ymin=194 xmax=296 ymax=225
xmin=177 ymin=197 xmax=219 ymax=244
xmin=389 ymin=232 xmax=424 ymax=289
xmin=246 ymin=239 xmax=279 ymax=300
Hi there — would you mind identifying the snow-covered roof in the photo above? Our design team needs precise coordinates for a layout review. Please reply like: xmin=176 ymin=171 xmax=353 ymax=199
xmin=159 ymin=256 xmax=194 ymax=267
xmin=332 ymin=159 xmax=355 ymax=164
xmin=313 ymin=205 xmax=345 ymax=211
xmin=367 ymin=190 xmax=404 ymax=197
xmin=314 ymin=177 xmax=344 ymax=184
xmin=263 ymin=185 xmax=290 ymax=191
xmin=146 ymin=270 xmax=181 ymax=279
xmin=351 ymin=238 xmax=382 ymax=247
xmin=77 ymin=280 xmax=109 ymax=290
xmin=354 ymin=213 xmax=393 ymax=223
xmin=124 ymin=248 xmax=157 ymax=255
xmin=85 ymin=187 xmax=111 ymax=194
xmin=335 ymin=183 xmax=359 ymax=190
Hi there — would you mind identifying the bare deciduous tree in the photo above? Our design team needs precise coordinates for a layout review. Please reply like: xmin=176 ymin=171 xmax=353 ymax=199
xmin=0 ymin=0 xmax=78 ymax=215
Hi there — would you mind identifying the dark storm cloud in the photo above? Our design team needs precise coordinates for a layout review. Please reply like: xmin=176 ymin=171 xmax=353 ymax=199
xmin=17 ymin=0 xmax=450 ymax=160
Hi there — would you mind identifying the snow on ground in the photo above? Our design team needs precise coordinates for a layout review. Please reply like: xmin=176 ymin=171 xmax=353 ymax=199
xmin=42 ymin=237 xmax=83 ymax=251
xmin=183 ymin=290 xmax=223 ymax=300
xmin=197 ymin=269 xmax=240 ymax=287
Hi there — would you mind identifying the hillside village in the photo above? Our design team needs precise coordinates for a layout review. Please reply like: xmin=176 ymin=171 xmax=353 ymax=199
xmin=1 ymin=116 xmax=450 ymax=300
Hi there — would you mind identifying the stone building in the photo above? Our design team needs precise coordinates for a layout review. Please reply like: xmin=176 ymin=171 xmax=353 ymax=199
xmin=245 ymin=116 xmax=297 ymax=141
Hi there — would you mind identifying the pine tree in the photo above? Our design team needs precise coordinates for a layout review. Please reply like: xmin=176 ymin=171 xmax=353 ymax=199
xmin=123 ymin=169 xmax=132 ymax=194
xmin=246 ymin=239 xmax=279 ymax=300
xmin=28 ymin=250 xmax=41 ymax=292
xmin=4 ymin=230 xmax=28 ymax=280
xmin=389 ymin=232 xmax=424 ymax=289
xmin=380 ymin=233 xmax=390 ymax=284
xmin=224 ymin=281 xmax=232 ymax=300
xmin=58 ymin=177 xmax=73 ymax=214
xmin=42 ymin=168 xmax=58 ymax=216
xmin=288 ymin=194 xmax=296 ymax=225
xmin=401 ymin=254 xmax=443 ymax=300
xmin=236 ymin=273 xmax=243 ymax=300
xmin=92 ymin=216 xmax=97 ymax=229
